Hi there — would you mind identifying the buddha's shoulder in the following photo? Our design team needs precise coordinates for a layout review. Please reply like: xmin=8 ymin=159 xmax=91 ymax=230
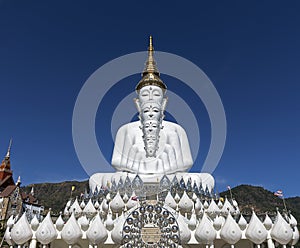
xmin=162 ymin=121 xmax=185 ymax=132
xmin=116 ymin=121 xmax=141 ymax=133
xmin=116 ymin=121 xmax=185 ymax=134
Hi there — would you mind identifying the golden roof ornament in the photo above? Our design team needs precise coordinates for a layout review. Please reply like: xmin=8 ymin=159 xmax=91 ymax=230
xmin=136 ymin=36 xmax=167 ymax=93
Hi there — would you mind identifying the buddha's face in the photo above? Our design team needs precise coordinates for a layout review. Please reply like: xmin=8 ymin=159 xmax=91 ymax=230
xmin=138 ymin=85 xmax=164 ymax=104
xmin=143 ymin=120 xmax=159 ymax=135
xmin=140 ymin=102 xmax=161 ymax=121
xmin=135 ymin=85 xmax=167 ymax=158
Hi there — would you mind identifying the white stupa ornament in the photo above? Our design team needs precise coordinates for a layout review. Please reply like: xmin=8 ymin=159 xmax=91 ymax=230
xmin=101 ymin=198 xmax=109 ymax=212
xmin=126 ymin=192 xmax=138 ymax=209
xmin=10 ymin=213 xmax=33 ymax=245
xmin=177 ymin=214 xmax=191 ymax=244
xmin=263 ymin=214 xmax=273 ymax=230
xmin=178 ymin=191 xmax=194 ymax=213
xmin=238 ymin=214 xmax=247 ymax=231
xmin=80 ymin=199 xmax=86 ymax=209
xmin=221 ymin=198 xmax=235 ymax=214
xmin=289 ymin=213 xmax=298 ymax=227
xmin=4 ymin=226 xmax=13 ymax=246
xmin=195 ymin=198 xmax=203 ymax=214
xmin=70 ymin=198 xmax=82 ymax=216
xmin=36 ymin=211 xmax=57 ymax=245
xmin=245 ymin=211 xmax=268 ymax=245
xmin=290 ymin=227 xmax=300 ymax=246
xmin=164 ymin=191 xmax=177 ymax=209
xmin=86 ymin=213 xmax=108 ymax=245
xmin=55 ymin=214 xmax=65 ymax=231
xmin=111 ymin=214 xmax=126 ymax=244
xmin=30 ymin=214 xmax=40 ymax=231
xmin=110 ymin=191 xmax=125 ymax=213
xmin=220 ymin=212 xmax=242 ymax=245
xmin=105 ymin=212 xmax=114 ymax=231
xmin=61 ymin=213 xmax=82 ymax=245
xmin=213 ymin=214 xmax=223 ymax=231
xmin=194 ymin=212 xmax=216 ymax=245
xmin=188 ymin=213 xmax=197 ymax=231
xmin=206 ymin=199 xmax=220 ymax=217
xmin=270 ymin=210 xmax=293 ymax=245
xmin=78 ymin=215 xmax=89 ymax=231
xmin=7 ymin=215 xmax=15 ymax=228
xmin=83 ymin=198 xmax=97 ymax=216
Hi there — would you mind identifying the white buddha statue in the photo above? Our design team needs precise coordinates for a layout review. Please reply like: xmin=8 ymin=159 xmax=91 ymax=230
xmin=111 ymin=37 xmax=193 ymax=174
xmin=90 ymin=37 xmax=214 ymax=191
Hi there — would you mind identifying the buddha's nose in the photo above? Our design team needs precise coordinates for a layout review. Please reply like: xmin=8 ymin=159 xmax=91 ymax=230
xmin=149 ymin=92 xmax=153 ymax=100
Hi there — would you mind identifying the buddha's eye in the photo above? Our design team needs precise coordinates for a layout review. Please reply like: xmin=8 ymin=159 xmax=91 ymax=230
xmin=153 ymin=90 xmax=161 ymax=97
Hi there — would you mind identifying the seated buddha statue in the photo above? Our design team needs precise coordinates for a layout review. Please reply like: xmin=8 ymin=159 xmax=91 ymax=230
xmin=89 ymin=37 xmax=214 ymax=192
xmin=111 ymin=37 xmax=192 ymax=174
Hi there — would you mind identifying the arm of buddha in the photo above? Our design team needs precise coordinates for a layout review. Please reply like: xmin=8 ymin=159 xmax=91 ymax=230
xmin=166 ymin=131 xmax=184 ymax=169
xmin=177 ymin=125 xmax=193 ymax=170
xmin=112 ymin=125 xmax=134 ymax=170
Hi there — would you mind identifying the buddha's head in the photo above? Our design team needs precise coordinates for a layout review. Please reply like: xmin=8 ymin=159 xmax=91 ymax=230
xmin=134 ymin=36 xmax=167 ymax=157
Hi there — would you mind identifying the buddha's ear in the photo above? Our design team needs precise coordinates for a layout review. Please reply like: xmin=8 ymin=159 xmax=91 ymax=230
xmin=134 ymin=98 xmax=141 ymax=112
xmin=161 ymin=97 xmax=168 ymax=112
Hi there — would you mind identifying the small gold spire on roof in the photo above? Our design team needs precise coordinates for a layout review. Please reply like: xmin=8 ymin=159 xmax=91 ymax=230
xmin=5 ymin=138 xmax=12 ymax=158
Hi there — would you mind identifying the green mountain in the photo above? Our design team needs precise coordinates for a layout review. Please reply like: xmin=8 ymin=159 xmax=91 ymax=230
xmin=22 ymin=181 xmax=300 ymax=225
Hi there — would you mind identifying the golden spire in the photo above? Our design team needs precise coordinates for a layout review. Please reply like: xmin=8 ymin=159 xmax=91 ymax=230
xmin=149 ymin=35 xmax=153 ymax=51
xmin=136 ymin=36 xmax=167 ymax=93
xmin=142 ymin=35 xmax=159 ymax=76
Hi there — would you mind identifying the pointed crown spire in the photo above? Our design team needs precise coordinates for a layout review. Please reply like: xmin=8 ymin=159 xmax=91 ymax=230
xmin=6 ymin=138 xmax=12 ymax=158
xmin=136 ymin=36 xmax=167 ymax=93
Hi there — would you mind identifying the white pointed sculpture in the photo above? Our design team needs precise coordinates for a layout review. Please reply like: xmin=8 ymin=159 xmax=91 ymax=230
xmin=4 ymin=226 xmax=13 ymax=246
xmin=10 ymin=213 xmax=33 ymax=245
xmin=105 ymin=212 xmax=114 ymax=231
xmin=110 ymin=191 xmax=125 ymax=213
xmin=78 ymin=215 xmax=89 ymax=231
xmin=177 ymin=214 xmax=192 ymax=244
xmin=213 ymin=215 xmax=223 ymax=231
xmin=178 ymin=191 xmax=194 ymax=213
xmin=7 ymin=215 xmax=15 ymax=228
xmin=195 ymin=212 xmax=216 ymax=245
xmin=111 ymin=214 xmax=126 ymax=244
xmin=245 ymin=211 xmax=268 ymax=244
xmin=86 ymin=213 xmax=108 ymax=245
xmin=70 ymin=198 xmax=82 ymax=216
xmin=270 ymin=211 xmax=293 ymax=245
xmin=263 ymin=214 xmax=273 ymax=230
xmin=220 ymin=212 xmax=242 ymax=245
xmin=238 ymin=214 xmax=247 ymax=231
xmin=164 ymin=191 xmax=177 ymax=209
xmin=83 ymin=199 xmax=97 ymax=217
xmin=55 ymin=214 xmax=65 ymax=231
xmin=61 ymin=213 xmax=82 ymax=245
xmin=36 ymin=212 xmax=58 ymax=244
xmin=206 ymin=199 xmax=220 ymax=217
xmin=30 ymin=214 xmax=40 ymax=231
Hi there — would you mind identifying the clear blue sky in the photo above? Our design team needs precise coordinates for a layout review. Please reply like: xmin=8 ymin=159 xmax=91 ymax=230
xmin=0 ymin=1 xmax=299 ymax=197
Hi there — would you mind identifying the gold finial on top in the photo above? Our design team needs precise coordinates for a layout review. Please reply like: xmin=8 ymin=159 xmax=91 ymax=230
xmin=143 ymin=35 xmax=159 ymax=75
xmin=135 ymin=36 xmax=167 ymax=93
xmin=149 ymin=36 xmax=153 ymax=51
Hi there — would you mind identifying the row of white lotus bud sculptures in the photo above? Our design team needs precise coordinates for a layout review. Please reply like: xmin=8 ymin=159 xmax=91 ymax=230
xmin=4 ymin=174 xmax=299 ymax=248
